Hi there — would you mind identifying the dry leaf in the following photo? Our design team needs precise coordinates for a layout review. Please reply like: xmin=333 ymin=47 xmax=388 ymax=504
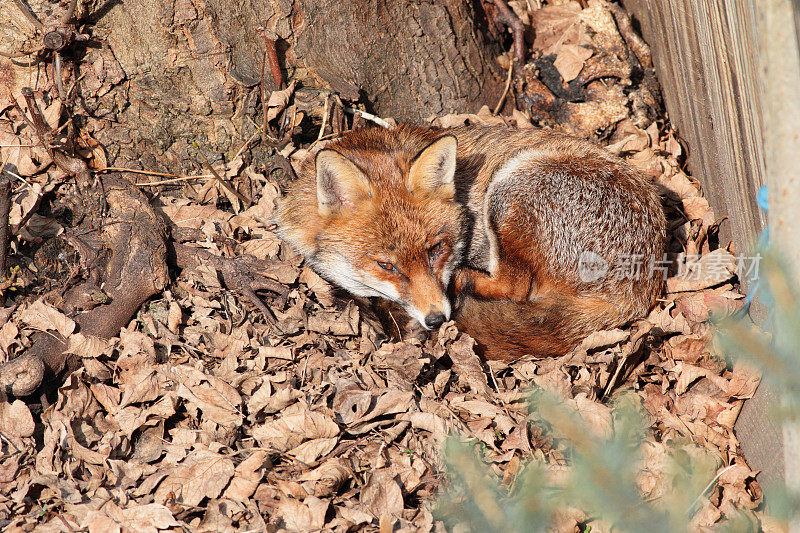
xmin=20 ymin=299 xmax=75 ymax=337
xmin=154 ymin=450 xmax=235 ymax=507
xmin=267 ymin=80 xmax=297 ymax=122
xmin=554 ymin=44 xmax=593 ymax=82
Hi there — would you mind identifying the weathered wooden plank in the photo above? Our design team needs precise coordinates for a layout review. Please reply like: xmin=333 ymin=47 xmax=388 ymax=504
xmin=622 ymin=0 xmax=766 ymax=260
xmin=624 ymin=0 xmax=800 ymax=500
xmin=755 ymin=0 xmax=800 ymax=513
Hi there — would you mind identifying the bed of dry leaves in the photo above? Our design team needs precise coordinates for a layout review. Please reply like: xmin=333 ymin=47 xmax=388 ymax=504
xmin=0 ymin=0 xmax=769 ymax=531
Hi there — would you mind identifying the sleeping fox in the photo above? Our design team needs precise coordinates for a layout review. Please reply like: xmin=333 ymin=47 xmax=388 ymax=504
xmin=274 ymin=124 xmax=667 ymax=361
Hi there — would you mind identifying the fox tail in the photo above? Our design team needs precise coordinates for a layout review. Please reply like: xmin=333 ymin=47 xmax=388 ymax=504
xmin=452 ymin=293 xmax=627 ymax=361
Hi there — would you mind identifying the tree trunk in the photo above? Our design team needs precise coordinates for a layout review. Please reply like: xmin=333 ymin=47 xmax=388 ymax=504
xmin=86 ymin=0 xmax=505 ymax=170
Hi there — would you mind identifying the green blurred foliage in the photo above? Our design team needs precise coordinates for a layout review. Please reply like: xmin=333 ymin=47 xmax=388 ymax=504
xmin=436 ymin=391 xmax=719 ymax=532
xmin=717 ymin=252 xmax=800 ymax=523
xmin=438 ymin=252 xmax=800 ymax=531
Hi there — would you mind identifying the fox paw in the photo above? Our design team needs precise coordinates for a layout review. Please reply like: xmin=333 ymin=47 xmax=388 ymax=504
xmin=452 ymin=268 xmax=473 ymax=296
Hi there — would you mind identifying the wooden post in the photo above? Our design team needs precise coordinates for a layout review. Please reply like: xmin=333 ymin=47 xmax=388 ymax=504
xmin=756 ymin=1 xmax=800 ymax=525
xmin=623 ymin=0 xmax=800 ymax=506
xmin=621 ymin=0 xmax=766 ymax=262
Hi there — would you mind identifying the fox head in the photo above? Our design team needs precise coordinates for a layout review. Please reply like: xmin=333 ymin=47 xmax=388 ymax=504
xmin=275 ymin=128 xmax=467 ymax=329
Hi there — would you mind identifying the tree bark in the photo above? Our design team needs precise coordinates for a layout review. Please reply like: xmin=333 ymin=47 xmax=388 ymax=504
xmin=87 ymin=0 xmax=505 ymax=170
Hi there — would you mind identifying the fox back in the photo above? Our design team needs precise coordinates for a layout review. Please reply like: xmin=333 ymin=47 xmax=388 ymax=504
xmin=274 ymin=124 xmax=667 ymax=360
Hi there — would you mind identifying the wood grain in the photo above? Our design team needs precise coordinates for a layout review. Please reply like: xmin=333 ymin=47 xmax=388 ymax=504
xmin=622 ymin=0 xmax=766 ymax=262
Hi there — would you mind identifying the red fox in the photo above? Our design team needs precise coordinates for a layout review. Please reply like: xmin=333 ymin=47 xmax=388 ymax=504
xmin=274 ymin=124 xmax=667 ymax=361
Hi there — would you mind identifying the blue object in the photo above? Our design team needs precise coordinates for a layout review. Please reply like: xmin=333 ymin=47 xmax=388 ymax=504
xmin=740 ymin=186 xmax=769 ymax=315
xmin=756 ymin=185 xmax=769 ymax=211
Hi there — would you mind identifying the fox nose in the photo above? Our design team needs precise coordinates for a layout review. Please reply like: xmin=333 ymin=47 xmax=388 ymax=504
xmin=424 ymin=312 xmax=446 ymax=329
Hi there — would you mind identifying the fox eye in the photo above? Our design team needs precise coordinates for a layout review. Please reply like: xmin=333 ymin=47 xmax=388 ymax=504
xmin=428 ymin=242 xmax=443 ymax=259
xmin=376 ymin=260 xmax=395 ymax=272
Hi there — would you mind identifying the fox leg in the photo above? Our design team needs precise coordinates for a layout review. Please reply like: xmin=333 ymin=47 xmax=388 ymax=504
xmin=453 ymin=265 xmax=534 ymax=301
xmin=454 ymin=174 xmax=546 ymax=301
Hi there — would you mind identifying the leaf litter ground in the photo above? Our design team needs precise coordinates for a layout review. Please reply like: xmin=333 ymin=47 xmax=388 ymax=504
xmin=0 ymin=0 xmax=768 ymax=531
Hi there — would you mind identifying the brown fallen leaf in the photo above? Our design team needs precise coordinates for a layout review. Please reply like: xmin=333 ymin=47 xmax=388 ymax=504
xmin=554 ymin=44 xmax=594 ymax=82
xmin=223 ymin=450 xmax=268 ymax=500
xmin=276 ymin=495 xmax=329 ymax=531
xmin=83 ymin=502 xmax=179 ymax=533
xmin=0 ymin=400 xmax=34 ymax=438
xmin=266 ymin=80 xmax=297 ymax=122
xmin=153 ymin=449 xmax=235 ymax=507
xmin=668 ymin=249 xmax=737 ymax=293
xmin=20 ymin=299 xmax=75 ymax=338
xmin=252 ymin=404 xmax=340 ymax=452
xmin=360 ymin=469 xmax=404 ymax=520
xmin=445 ymin=328 xmax=491 ymax=397
xmin=299 ymin=458 xmax=352 ymax=498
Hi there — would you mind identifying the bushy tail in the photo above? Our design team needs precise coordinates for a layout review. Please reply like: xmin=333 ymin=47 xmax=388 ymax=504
xmin=453 ymin=293 xmax=627 ymax=361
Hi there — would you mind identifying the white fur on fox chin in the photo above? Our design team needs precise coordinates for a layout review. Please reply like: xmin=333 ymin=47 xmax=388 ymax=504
xmin=314 ymin=253 xmax=401 ymax=301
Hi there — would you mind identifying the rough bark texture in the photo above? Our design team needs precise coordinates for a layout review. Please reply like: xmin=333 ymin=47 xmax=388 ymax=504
xmin=87 ymin=0 xmax=504 ymax=171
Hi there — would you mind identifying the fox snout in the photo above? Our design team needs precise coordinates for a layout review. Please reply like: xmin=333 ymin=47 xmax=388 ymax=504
xmin=424 ymin=311 xmax=447 ymax=329
xmin=406 ymin=276 xmax=452 ymax=330
xmin=409 ymin=302 xmax=450 ymax=331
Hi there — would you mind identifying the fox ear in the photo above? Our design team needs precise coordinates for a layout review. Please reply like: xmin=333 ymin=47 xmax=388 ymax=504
xmin=407 ymin=135 xmax=457 ymax=198
xmin=315 ymin=149 xmax=371 ymax=215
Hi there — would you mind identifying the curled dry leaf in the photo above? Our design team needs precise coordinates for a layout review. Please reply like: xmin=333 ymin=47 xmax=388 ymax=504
xmin=668 ymin=249 xmax=737 ymax=293
xmin=153 ymin=450 xmax=235 ymax=507
xmin=223 ymin=450 xmax=268 ymax=500
xmin=300 ymin=458 xmax=352 ymax=498
xmin=20 ymin=299 xmax=75 ymax=337
xmin=446 ymin=328 xmax=491 ymax=397
xmin=267 ymin=80 xmax=298 ymax=122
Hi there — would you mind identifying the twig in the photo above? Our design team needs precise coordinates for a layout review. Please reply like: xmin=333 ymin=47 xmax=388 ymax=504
xmin=493 ymin=62 xmax=514 ymax=115
xmin=232 ymin=130 xmax=260 ymax=162
xmin=343 ymin=107 xmax=391 ymax=129
xmin=99 ymin=166 xmax=210 ymax=179
xmin=0 ymin=178 xmax=11 ymax=287
xmin=600 ymin=354 xmax=627 ymax=400
xmin=192 ymin=142 xmax=251 ymax=206
xmin=16 ymin=89 xmax=92 ymax=184
xmin=492 ymin=0 xmax=526 ymax=67
xmin=60 ymin=0 xmax=78 ymax=25
xmin=123 ymin=132 xmax=258 ymax=187
xmin=264 ymin=34 xmax=284 ymax=89
xmin=689 ymin=464 xmax=737 ymax=514
xmin=317 ymin=93 xmax=331 ymax=142
xmin=135 ymin=176 xmax=212 ymax=187
xmin=10 ymin=184 xmax=41 ymax=239
xmin=260 ymin=35 xmax=269 ymax=137
xmin=54 ymin=53 xmax=66 ymax=101
xmin=11 ymin=0 xmax=43 ymax=29
xmin=607 ymin=2 xmax=653 ymax=69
